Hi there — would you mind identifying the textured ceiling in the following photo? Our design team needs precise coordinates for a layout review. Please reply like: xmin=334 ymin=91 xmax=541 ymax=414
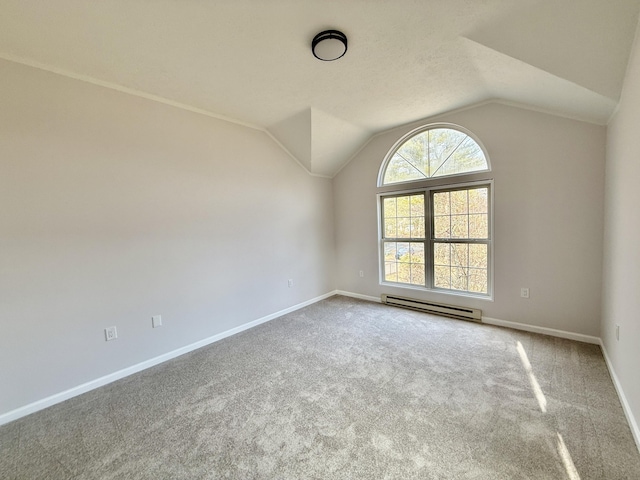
xmin=1 ymin=0 xmax=639 ymax=176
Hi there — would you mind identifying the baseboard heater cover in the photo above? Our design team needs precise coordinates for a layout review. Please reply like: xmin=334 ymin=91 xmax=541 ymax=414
xmin=381 ymin=294 xmax=482 ymax=322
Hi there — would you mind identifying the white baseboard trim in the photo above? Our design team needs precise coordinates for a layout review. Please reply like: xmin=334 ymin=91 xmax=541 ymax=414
xmin=481 ymin=317 xmax=600 ymax=345
xmin=0 ymin=291 xmax=338 ymax=427
xmin=599 ymin=342 xmax=640 ymax=453
xmin=335 ymin=290 xmax=381 ymax=303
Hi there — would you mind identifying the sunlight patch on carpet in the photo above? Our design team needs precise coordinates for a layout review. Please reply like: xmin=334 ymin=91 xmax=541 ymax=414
xmin=516 ymin=341 xmax=548 ymax=413
xmin=557 ymin=432 xmax=581 ymax=480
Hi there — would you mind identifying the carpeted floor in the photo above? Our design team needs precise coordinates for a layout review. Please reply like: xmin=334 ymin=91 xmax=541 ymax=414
xmin=1 ymin=295 xmax=639 ymax=479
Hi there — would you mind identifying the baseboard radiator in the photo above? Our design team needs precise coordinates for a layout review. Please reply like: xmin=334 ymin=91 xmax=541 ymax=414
xmin=381 ymin=294 xmax=482 ymax=322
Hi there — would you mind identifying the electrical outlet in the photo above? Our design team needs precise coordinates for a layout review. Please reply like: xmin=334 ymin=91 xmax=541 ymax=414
xmin=152 ymin=315 xmax=162 ymax=328
xmin=288 ymin=279 xmax=293 ymax=288
xmin=359 ymin=270 xmax=364 ymax=278
xmin=521 ymin=288 xmax=530 ymax=298
xmin=616 ymin=324 xmax=620 ymax=341
xmin=105 ymin=326 xmax=117 ymax=341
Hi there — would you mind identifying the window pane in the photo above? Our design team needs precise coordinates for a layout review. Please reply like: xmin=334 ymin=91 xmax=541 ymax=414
xmin=383 ymin=197 xmax=397 ymax=217
xmin=383 ymin=155 xmax=426 ymax=184
xmin=385 ymin=262 xmax=398 ymax=282
xmin=434 ymin=216 xmax=450 ymax=238
xmin=411 ymin=195 xmax=424 ymax=216
xmin=384 ymin=242 xmax=397 ymax=262
xmin=396 ymin=137 xmax=428 ymax=175
xmin=469 ymin=244 xmax=488 ymax=268
xmin=434 ymin=265 xmax=451 ymax=289
xmin=433 ymin=192 xmax=450 ymax=216
xmin=410 ymin=243 xmax=424 ymax=263
xmin=434 ymin=242 xmax=450 ymax=265
xmin=450 ymin=190 xmax=468 ymax=215
xmin=451 ymin=215 xmax=468 ymax=238
xmin=397 ymin=196 xmax=410 ymax=217
xmin=396 ymin=242 xmax=410 ymax=261
xmin=397 ymin=217 xmax=411 ymax=238
xmin=411 ymin=217 xmax=425 ymax=238
xmin=451 ymin=243 xmax=469 ymax=268
xmin=469 ymin=214 xmax=488 ymax=239
xmin=469 ymin=268 xmax=488 ymax=294
xmin=398 ymin=262 xmax=411 ymax=283
xmin=384 ymin=218 xmax=397 ymax=238
xmin=428 ymin=129 xmax=467 ymax=176
xmin=451 ymin=267 xmax=468 ymax=291
xmin=468 ymin=188 xmax=488 ymax=213
xmin=411 ymin=263 xmax=425 ymax=286
xmin=432 ymin=137 xmax=488 ymax=178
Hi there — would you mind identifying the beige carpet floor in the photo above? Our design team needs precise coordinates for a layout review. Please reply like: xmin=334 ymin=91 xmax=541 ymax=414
xmin=1 ymin=295 xmax=639 ymax=479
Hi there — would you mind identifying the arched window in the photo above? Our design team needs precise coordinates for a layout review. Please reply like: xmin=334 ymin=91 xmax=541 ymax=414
xmin=379 ymin=125 xmax=489 ymax=186
xmin=377 ymin=124 xmax=493 ymax=298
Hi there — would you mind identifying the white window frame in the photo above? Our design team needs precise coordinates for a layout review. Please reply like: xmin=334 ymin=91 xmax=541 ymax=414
xmin=378 ymin=179 xmax=494 ymax=300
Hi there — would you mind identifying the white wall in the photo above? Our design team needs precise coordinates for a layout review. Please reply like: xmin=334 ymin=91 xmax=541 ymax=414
xmin=603 ymin=19 xmax=640 ymax=444
xmin=334 ymin=102 xmax=606 ymax=336
xmin=0 ymin=59 xmax=335 ymax=416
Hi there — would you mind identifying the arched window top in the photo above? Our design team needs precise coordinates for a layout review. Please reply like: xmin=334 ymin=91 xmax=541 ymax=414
xmin=379 ymin=124 xmax=490 ymax=186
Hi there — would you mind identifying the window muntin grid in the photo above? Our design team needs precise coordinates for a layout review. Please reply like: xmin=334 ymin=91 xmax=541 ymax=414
xmin=432 ymin=186 xmax=490 ymax=294
xmin=380 ymin=184 xmax=491 ymax=297
xmin=382 ymin=194 xmax=426 ymax=287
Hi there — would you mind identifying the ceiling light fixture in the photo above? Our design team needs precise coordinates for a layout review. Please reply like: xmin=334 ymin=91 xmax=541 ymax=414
xmin=311 ymin=30 xmax=348 ymax=61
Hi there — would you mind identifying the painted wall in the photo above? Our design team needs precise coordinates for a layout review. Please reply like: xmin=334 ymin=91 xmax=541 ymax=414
xmin=603 ymin=20 xmax=640 ymax=443
xmin=334 ymin=102 xmax=605 ymax=336
xmin=0 ymin=59 xmax=335 ymax=416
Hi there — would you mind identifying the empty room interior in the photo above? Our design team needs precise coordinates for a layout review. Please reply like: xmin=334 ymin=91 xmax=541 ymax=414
xmin=2 ymin=1 xmax=640 ymax=478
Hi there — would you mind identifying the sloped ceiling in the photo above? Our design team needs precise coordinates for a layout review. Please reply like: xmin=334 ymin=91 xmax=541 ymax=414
xmin=1 ymin=0 xmax=638 ymax=176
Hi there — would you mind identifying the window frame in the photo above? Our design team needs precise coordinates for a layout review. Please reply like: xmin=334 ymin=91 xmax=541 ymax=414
xmin=377 ymin=123 xmax=491 ymax=188
xmin=378 ymin=179 xmax=494 ymax=300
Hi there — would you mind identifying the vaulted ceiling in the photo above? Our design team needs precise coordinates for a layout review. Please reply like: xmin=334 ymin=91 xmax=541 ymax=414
xmin=1 ymin=1 xmax=638 ymax=176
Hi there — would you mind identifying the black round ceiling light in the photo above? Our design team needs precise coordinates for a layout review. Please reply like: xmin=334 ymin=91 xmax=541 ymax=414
xmin=311 ymin=30 xmax=348 ymax=61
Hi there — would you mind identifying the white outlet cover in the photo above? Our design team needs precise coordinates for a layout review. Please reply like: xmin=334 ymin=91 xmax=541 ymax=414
xmin=105 ymin=326 xmax=117 ymax=341
xmin=152 ymin=315 xmax=162 ymax=328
